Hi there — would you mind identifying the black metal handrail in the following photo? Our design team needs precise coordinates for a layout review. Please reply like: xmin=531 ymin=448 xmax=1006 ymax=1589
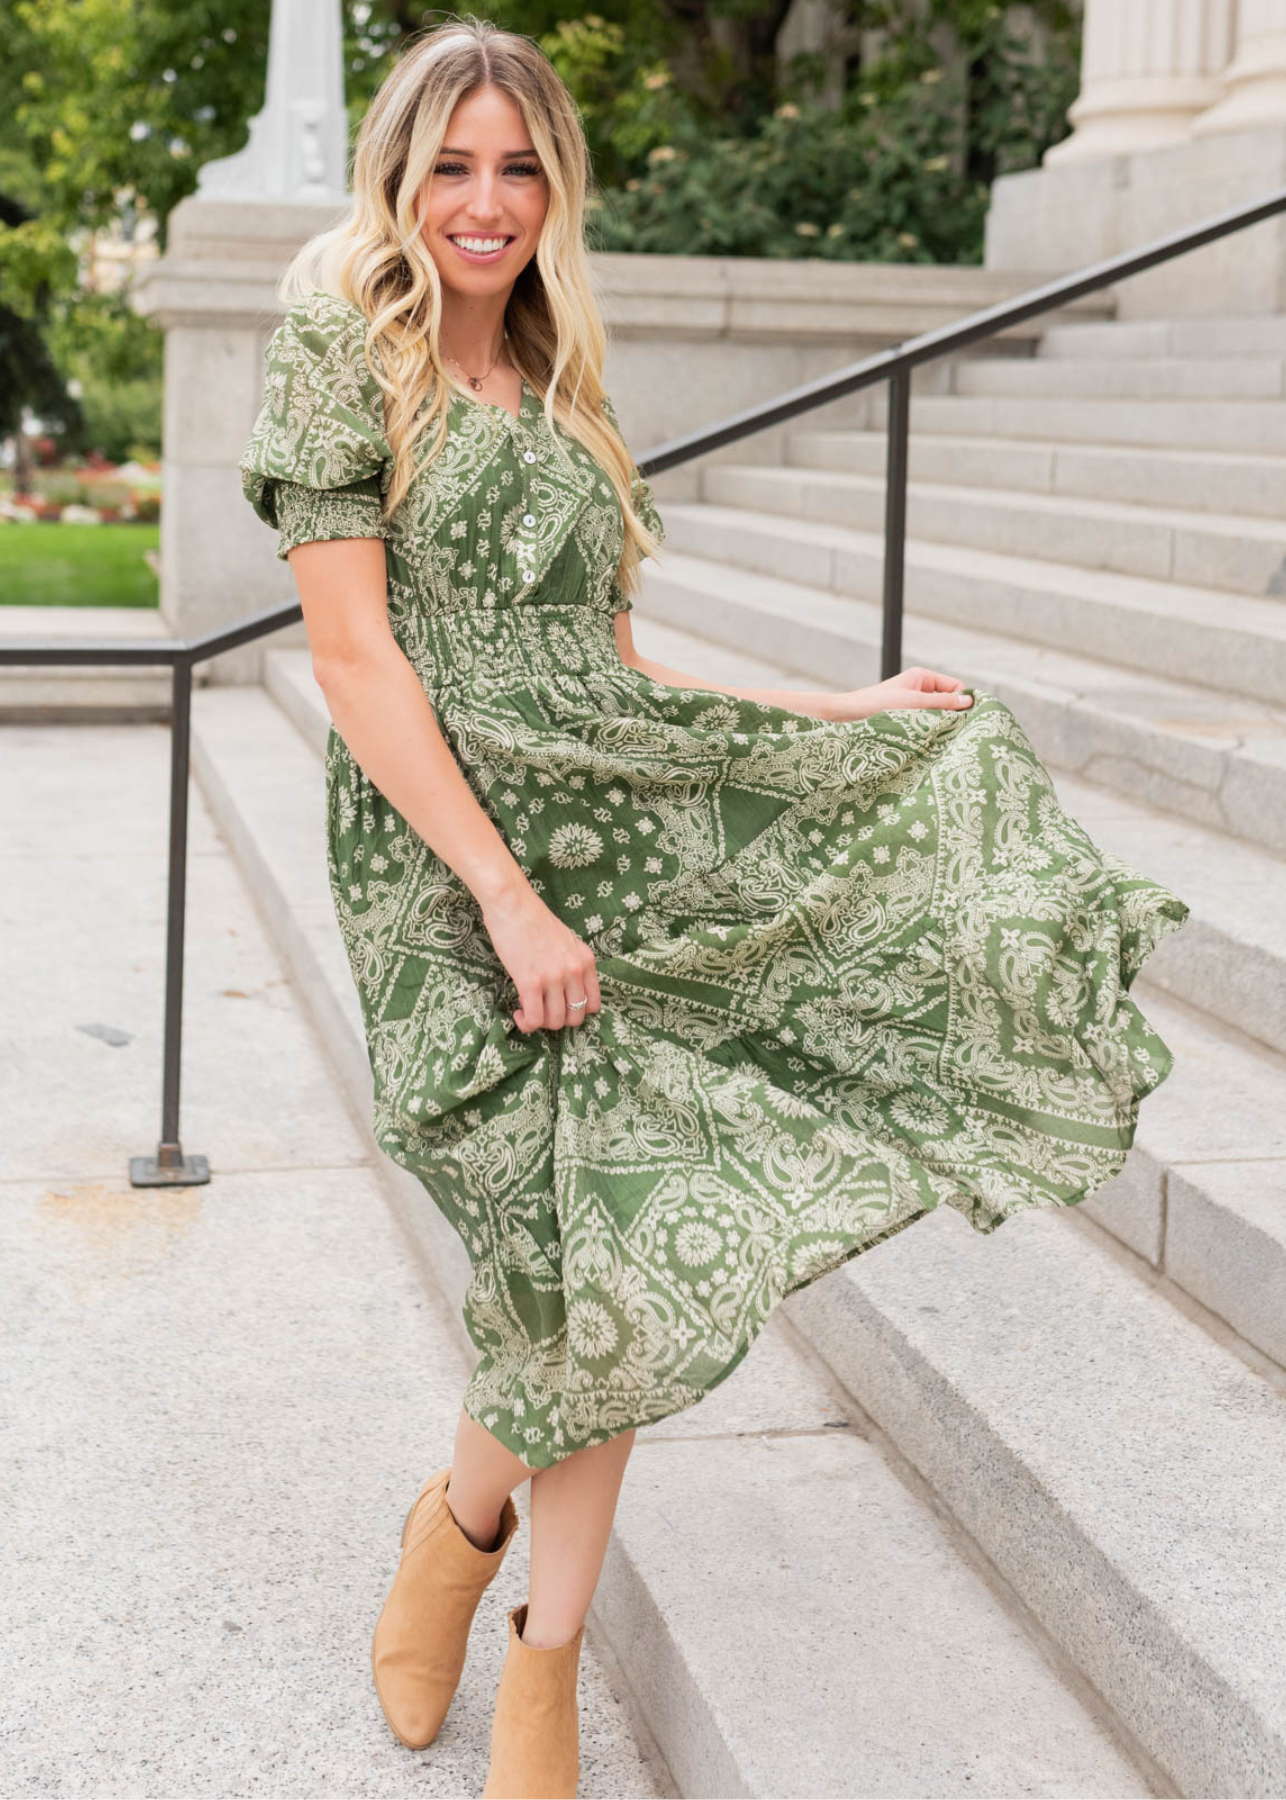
xmin=5 ymin=181 xmax=1286 ymax=1186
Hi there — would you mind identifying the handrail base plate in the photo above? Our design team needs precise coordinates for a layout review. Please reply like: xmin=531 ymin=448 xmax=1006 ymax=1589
xmin=129 ymin=1149 xmax=211 ymax=1187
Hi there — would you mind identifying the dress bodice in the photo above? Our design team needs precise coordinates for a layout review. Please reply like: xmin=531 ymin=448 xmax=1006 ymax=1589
xmin=238 ymin=291 xmax=665 ymax=661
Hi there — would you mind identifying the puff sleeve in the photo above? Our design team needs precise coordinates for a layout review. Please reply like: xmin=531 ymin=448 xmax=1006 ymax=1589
xmin=239 ymin=293 xmax=394 ymax=562
xmin=600 ymin=391 xmax=665 ymax=545
xmin=599 ymin=391 xmax=665 ymax=615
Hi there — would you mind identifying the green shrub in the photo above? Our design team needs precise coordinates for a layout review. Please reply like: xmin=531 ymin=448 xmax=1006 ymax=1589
xmin=592 ymin=76 xmax=979 ymax=262
xmin=594 ymin=76 xmax=979 ymax=262
xmin=588 ymin=9 xmax=1080 ymax=264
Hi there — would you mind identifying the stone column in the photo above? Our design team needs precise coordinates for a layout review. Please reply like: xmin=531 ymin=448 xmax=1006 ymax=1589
xmin=1190 ymin=0 xmax=1286 ymax=135
xmin=131 ymin=0 xmax=351 ymax=682
xmin=1044 ymin=0 xmax=1237 ymax=164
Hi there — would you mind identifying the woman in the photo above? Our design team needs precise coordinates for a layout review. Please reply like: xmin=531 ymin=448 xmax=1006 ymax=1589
xmin=239 ymin=18 xmax=1190 ymax=1797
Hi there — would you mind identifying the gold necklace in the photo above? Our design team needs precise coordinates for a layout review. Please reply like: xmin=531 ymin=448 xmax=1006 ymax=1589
xmin=444 ymin=327 xmax=511 ymax=392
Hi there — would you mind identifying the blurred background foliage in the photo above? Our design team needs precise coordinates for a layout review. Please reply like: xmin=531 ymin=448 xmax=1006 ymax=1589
xmin=0 ymin=0 xmax=1080 ymax=461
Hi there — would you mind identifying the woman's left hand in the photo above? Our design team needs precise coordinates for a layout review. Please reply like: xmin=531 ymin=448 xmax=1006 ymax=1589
xmin=825 ymin=666 xmax=974 ymax=721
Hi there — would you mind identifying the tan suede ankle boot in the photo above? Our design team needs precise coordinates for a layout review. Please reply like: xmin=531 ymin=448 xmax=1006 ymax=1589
xmin=481 ymin=1600 xmax=585 ymax=1799
xmin=371 ymin=1465 xmax=520 ymax=1750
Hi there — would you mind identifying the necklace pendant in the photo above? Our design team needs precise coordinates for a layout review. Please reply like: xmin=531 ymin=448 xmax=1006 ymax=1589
xmin=468 ymin=376 xmax=482 ymax=391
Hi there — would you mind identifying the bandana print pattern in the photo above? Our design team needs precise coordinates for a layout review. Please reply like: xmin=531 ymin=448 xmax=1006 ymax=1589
xmin=241 ymin=292 xmax=1190 ymax=1469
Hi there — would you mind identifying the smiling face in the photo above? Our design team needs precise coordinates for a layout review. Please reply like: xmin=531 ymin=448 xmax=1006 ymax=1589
xmin=419 ymin=84 xmax=549 ymax=299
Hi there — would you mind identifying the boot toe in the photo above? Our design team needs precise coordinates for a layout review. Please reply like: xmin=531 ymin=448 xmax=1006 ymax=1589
xmin=371 ymin=1656 xmax=450 ymax=1749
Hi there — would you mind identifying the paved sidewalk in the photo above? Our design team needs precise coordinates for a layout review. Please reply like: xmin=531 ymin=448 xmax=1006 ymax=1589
xmin=0 ymin=723 xmax=669 ymax=1799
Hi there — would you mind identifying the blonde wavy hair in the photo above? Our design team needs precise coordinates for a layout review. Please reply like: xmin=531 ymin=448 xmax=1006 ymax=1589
xmin=277 ymin=14 xmax=660 ymax=598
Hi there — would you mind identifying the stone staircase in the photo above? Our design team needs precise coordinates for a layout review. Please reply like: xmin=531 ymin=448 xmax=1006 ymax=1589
xmin=188 ymin=309 xmax=1286 ymax=1796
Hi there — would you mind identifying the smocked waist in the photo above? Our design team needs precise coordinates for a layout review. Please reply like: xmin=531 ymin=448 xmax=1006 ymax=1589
xmin=398 ymin=600 xmax=625 ymax=686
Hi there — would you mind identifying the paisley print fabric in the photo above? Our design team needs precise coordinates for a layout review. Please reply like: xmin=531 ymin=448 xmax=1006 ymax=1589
xmin=240 ymin=291 xmax=1191 ymax=1470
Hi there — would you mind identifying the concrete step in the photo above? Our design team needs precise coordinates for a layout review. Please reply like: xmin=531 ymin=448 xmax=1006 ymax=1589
xmin=1043 ymin=771 xmax=1286 ymax=1062
xmin=266 ymin=644 xmax=1286 ymax=1361
xmin=701 ymin=461 xmax=1286 ymax=598
xmin=868 ymin=389 xmax=1286 ymax=454
xmin=190 ymin=672 xmax=1163 ymax=1798
xmin=659 ymin=498 xmax=1286 ymax=704
xmin=1040 ymin=316 xmax=1286 ymax=360
xmin=0 ymin=604 xmax=202 ymax=721
xmin=954 ymin=355 xmax=1286 ymax=400
xmin=1074 ymin=981 xmax=1286 ymax=1371
xmin=780 ymin=1189 xmax=1286 ymax=1800
xmin=602 ymin=1374 xmax=1154 ymax=1799
xmin=786 ymin=429 xmax=1286 ymax=523
xmin=639 ymin=545 xmax=1286 ymax=857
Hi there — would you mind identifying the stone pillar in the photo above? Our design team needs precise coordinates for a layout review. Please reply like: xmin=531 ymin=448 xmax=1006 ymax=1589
xmin=130 ymin=0 xmax=351 ymax=681
xmin=195 ymin=0 xmax=348 ymax=203
xmin=1191 ymin=0 xmax=1286 ymax=135
xmin=985 ymin=0 xmax=1286 ymax=313
xmin=1044 ymin=0 xmax=1237 ymax=164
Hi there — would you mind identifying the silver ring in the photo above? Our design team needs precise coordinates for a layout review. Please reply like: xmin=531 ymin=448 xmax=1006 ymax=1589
xmin=568 ymin=996 xmax=587 ymax=1010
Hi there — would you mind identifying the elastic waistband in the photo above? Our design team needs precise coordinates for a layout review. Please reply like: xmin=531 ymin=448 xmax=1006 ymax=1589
xmin=403 ymin=600 xmax=624 ymax=684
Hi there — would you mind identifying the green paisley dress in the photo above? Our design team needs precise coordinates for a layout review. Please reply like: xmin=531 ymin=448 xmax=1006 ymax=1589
xmin=240 ymin=291 xmax=1190 ymax=1470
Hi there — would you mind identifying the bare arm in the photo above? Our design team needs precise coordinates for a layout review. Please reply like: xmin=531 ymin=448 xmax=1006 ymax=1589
xmin=290 ymin=535 xmax=600 ymax=1033
xmin=611 ymin=607 xmax=973 ymax=718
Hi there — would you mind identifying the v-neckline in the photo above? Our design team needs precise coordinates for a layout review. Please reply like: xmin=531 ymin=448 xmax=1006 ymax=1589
xmin=451 ymin=373 xmax=534 ymax=426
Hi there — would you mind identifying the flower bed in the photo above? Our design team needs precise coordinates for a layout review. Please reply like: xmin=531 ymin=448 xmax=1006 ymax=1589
xmin=1 ymin=458 xmax=162 ymax=526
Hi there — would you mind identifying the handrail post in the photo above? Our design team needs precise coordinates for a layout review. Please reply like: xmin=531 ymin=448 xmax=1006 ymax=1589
xmin=880 ymin=365 xmax=911 ymax=683
xmin=129 ymin=656 xmax=210 ymax=1186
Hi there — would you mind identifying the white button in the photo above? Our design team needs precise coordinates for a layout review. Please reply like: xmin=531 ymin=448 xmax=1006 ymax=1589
xmin=522 ymin=568 xmax=536 ymax=582
xmin=522 ymin=449 xmax=536 ymax=463
xmin=522 ymin=513 xmax=536 ymax=527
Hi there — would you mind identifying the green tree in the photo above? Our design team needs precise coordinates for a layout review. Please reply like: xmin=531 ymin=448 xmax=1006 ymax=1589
xmin=8 ymin=0 xmax=272 ymax=242
xmin=0 ymin=194 xmax=80 ymax=485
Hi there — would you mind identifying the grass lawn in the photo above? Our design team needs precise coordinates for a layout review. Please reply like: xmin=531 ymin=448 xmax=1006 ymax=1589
xmin=0 ymin=524 xmax=160 ymax=608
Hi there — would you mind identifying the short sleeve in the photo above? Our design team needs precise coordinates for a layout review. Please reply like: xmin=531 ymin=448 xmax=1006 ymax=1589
xmin=239 ymin=293 xmax=394 ymax=562
xmin=599 ymin=391 xmax=665 ymax=551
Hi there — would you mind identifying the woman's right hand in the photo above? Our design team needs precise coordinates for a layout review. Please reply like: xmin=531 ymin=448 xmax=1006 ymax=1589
xmin=834 ymin=667 xmax=974 ymax=719
xmin=480 ymin=881 xmax=602 ymax=1032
